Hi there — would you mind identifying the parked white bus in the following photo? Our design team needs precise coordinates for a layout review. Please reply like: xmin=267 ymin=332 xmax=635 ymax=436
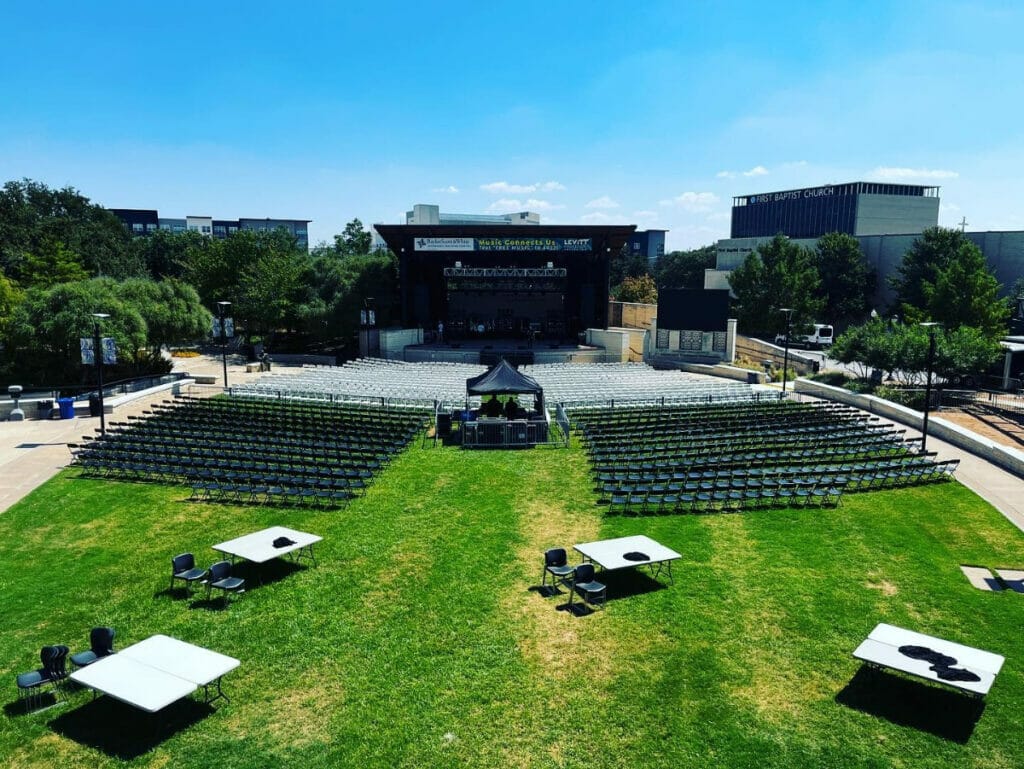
xmin=775 ymin=323 xmax=834 ymax=349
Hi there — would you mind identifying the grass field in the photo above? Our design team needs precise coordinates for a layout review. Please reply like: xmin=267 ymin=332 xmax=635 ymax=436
xmin=1 ymin=439 xmax=1023 ymax=768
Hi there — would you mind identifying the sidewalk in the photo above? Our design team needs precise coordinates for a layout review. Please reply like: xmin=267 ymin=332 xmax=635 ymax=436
xmin=0 ymin=354 xmax=265 ymax=513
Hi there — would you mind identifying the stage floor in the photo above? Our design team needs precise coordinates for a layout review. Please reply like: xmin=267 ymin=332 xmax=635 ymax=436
xmin=402 ymin=338 xmax=609 ymax=365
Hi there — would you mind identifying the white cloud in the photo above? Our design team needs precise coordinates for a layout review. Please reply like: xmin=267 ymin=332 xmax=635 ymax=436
xmin=633 ymin=210 xmax=658 ymax=220
xmin=870 ymin=166 xmax=959 ymax=180
xmin=480 ymin=180 xmax=566 ymax=194
xmin=487 ymin=198 xmax=524 ymax=210
xmin=481 ymin=181 xmax=535 ymax=194
xmin=525 ymin=198 xmax=564 ymax=211
xmin=717 ymin=165 xmax=768 ymax=179
xmin=486 ymin=198 xmax=563 ymax=212
xmin=581 ymin=211 xmax=610 ymax=222
xmin=431 ymin=185 xmax=459 ymax=193
xmin=658 ymin=191 xmax=720 ymax=212
xmin=584 ymin=195 xmax=620 ymax=209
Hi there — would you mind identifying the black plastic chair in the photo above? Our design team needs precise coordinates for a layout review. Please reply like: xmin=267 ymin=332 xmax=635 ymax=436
xmin=70 ymin=627 xmax=116 ymax=669
xmin=171 ymin=553 xmax=208 ymax=594
xmin=569 ymin=563 xmax=607 ymax=611
xmin=541 ymin=548 xmax=574 ymax=591
xmin=206 ymin=561 xmax=245 ymax=603
xmin=16 ymin=645 xmax=69 ymax=709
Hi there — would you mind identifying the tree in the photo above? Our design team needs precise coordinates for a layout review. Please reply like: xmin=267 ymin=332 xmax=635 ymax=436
xmin=830 ymin=319 xmax=1004 ymax=387
xmin=182 ymin=229 xmax=308 ymax=340
xmin=814 ymin=232 xmax=874 ymax=328
xmin=616 ymin=274 xmax=658 ymax=304
xmin=728 ymin=234 xmax=824 ymax=336
xmin=133 ymin=228 xmax=205 ymax=280
xmin=4 ymin=279 xmax=148 ymax=387
xmin=333 ymin=218 xmax=372 ymax=256
xmin=608 ymin=246 xmax=649 ymax=290
xmin=653 ymin=245 xmax=715 ymax=289
xmin=17 ymin=238 xmax=89 ymax=289
xmin=890 ymin=227 xmax=1009 ymax=341
xmin=0 ymin=178 xmax=141 ymax=284
xmin=115 ymin=278 xmax=213 ymax=356
xmin=924 ymin=241 xmax=1009 ymax=339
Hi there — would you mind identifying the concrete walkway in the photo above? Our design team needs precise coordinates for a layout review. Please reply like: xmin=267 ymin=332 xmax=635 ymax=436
xmin=1 ymin=362 xmax=1021 ymax=531
xmin=0 ymin=354 xmax=263 ymax=513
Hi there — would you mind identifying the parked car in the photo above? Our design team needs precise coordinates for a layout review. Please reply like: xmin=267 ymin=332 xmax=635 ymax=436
xmin=775 ymin=323 xmax=834 ymax=349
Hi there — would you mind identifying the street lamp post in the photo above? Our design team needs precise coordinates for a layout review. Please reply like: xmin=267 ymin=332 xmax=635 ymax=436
xmin=217 ymin=301 xmax=231 ymax=389
xmin=920 ymin=322 xmax=940 ymax=453
xmin=92 ymin=313 xmax=110 ymax=436
xmin=778 ymin=307 xmax=794 ymax=396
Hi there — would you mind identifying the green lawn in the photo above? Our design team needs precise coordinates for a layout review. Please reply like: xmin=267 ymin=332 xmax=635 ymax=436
xmin=1 ymin=441 xmax=1023 ymax=768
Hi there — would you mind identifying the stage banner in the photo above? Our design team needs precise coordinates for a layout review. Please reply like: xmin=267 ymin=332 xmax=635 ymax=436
xmin=476 ymin=237 xmax=591 ymax=252
xmin=414 ymin=237 xmax=593 ymax=252
xmin=414 ymin=237 xmax=475 ymax=251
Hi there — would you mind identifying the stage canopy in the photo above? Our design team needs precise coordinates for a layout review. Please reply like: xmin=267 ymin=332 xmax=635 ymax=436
xmin=466 ymin=359 xmax=542 ymax=396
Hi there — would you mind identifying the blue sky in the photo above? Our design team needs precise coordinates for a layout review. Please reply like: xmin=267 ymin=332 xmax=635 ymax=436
xmin=2 ymin=1 xmax=1022 ymax=250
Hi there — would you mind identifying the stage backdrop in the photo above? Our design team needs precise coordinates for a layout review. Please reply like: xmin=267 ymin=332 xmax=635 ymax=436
xmin=656 ymin=289 xmax=730 ymax=331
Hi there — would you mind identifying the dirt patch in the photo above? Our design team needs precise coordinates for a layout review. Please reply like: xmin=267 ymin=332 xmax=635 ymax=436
xmin=940 ymin=410 xmax=1024 ymax=448
xmin=865 ymin=577 xmax=899 ymax=596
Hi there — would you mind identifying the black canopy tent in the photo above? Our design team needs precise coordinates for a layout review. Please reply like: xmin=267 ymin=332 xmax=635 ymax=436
xmin=466 ymin=359 xmax=544 ymax=413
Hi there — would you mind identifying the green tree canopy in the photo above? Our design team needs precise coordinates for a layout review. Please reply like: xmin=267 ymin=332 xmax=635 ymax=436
xmin=133 ymin=228 xmax=206 ymax=280
xmin=831 ymin=318 xmax=1004 ymax=386
xmin=814 ymin=232 xmax=874 ymax=328
xmin=615 ymin=274 xmax=658 ymax=304
xmin=182 ymin=229 xmax=308 ymax=339
xmin=115 ymin=278 xmax=213 ymax=354
xmin=4 ymin=279 xmax=148 ymax=387
xmin=728 ymin=234 xmax=824 ymax=337
xmin=891 ymin=227 xmax=1009 ymax=340
xmin=333 ymin=218 xmax=372 ymax=256
xmin=653 ymin=245 xmax=715 ymax=289
xmin=0 ymin=178 xmax=141 ymax=284
xmin=923 ymin=240 xmax=1009 ymax=338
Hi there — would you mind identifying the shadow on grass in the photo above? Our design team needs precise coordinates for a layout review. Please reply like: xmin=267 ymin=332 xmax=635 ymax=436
xmin=3 ymin=691 xmax=63 ymax=717
xmin=530 ymin=569 xmax=666 ymax=605
xmin=836 ymin=666 xmax=985 ymax=743
xmin=48 ymin=695 xmax=213 ymax=760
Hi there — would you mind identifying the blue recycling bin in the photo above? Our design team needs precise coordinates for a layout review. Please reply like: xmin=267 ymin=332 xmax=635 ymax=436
xmin=57 ymin=397 xmax=76 ymax=419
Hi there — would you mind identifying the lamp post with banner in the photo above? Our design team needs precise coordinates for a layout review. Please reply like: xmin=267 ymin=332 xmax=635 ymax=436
xmin=919 ymin=322 xmax=940 ymax=453
xmin=778 ymin=307 xmax=794 ymax=396
xmin=215 ymin=302 xmax=233 ymax=389
xmin=91 ymin=313 xmax=111 ymax=435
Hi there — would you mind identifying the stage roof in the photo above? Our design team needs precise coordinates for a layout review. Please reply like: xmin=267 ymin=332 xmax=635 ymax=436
xmin=375 ymin=223 xmax=636 ymax=256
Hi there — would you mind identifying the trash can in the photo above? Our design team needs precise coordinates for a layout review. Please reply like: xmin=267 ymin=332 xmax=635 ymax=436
xmin=747 ymin=371 xmax=761 ymax=384
xmin=36 ymin=400 xmax=54 ymax=419
xmin=89 ymin=394 xmax=103 ymax=417
xmin=57 ymin=397 xmax=75 ymax=420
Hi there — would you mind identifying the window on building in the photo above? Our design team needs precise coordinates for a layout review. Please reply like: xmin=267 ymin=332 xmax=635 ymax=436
xmin=201 ymin=225 xmax=211 ymax=234
xmin=228 ymin=226 xmax=238 ymax=234
xmin=132 ymin=223 xmax=144 ymax=232
xmin=146 ymin=223 xmax=157 ymax=231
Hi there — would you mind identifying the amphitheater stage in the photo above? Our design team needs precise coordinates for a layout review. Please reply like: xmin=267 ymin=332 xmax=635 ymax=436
xmin=401 ymin=339 xmax=610 ymax=366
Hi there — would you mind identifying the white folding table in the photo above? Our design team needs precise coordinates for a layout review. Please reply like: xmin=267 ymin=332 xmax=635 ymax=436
xmin=853 ymin=623 xmax=1004 ymax=698
xmin=69 ymin=635 xmax=240 ymax=713
xmin=213 ymin=525 xmax=322 ymax=567
xmin=573 ymin=534 xmax=682 ymax=584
